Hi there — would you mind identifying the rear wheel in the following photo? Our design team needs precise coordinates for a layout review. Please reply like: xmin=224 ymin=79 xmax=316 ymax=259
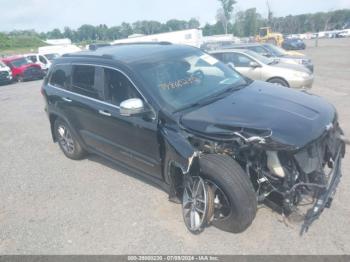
xmin=17 ymin=75 xmax=24 ymax=82
xmin=268 ymin=77 xmax=289 ymax=87
xmin=54 ymin=119 xmax=86 ymax=160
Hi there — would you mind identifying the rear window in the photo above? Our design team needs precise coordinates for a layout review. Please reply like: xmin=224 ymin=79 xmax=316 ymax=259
xmin=49 ymin=64 xmax=71 ymax=89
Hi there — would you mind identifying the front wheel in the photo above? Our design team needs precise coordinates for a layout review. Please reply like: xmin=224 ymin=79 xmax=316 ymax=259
xmin=268 ymin=77 xmax=289 ymax=87
xmin=182 ymin=154 xmax=257 ymax=234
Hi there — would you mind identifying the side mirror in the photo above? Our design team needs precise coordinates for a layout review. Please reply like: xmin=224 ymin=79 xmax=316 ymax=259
xmin=262 ymin=53 xmax=271 ymax=57
xmin=120 ymin=98 xmax=145 ymax=116
xmin=226 ymin=62 xmax=235 ymax=69
xmin=249 ymin=61 xmax=260 ymax=68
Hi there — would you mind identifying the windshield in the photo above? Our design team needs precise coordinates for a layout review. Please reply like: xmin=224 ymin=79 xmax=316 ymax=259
xmin=44 ymin=53 xmax=60 ymax=61
xmin=263 ymin=44 xmax=287 ymax=57
xmin=10 ymin=58 xmax=30 ymax=68
xmin=133 ymin=49 xmax=247 ymax=112
xmin=243 ymin=50 xmax=274 ymax=65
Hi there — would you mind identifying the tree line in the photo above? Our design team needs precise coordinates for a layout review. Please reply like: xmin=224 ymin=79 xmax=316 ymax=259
xmin=1 ymin=7 xmax=350 ymax=48
xmin=207 ymin=0 xmax=350 ymax=37
xmin=41 ymin=19 xmax=200 ymax=43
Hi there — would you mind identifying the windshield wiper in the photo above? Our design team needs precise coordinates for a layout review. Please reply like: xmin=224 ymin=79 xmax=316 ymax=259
xmin=174 ymin=83 xmax=248 ymax=113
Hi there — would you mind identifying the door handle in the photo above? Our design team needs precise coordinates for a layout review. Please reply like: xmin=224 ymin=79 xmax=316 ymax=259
xmin=62 ymin=97 xmax=72 ymax=102
xmin=98 ymin=110 xmax=111 ymax=116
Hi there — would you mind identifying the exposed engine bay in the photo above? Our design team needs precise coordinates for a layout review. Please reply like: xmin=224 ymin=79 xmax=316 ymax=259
xmin=186 ymin=121 xmax=346 ymax=234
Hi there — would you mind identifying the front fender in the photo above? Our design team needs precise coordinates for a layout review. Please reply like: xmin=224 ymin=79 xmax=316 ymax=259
xmin=161 ymin=127 xmax=198 ymax=184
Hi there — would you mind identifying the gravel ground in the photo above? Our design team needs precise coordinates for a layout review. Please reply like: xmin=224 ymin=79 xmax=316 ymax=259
xmin=0 ymin=38 xmax=349 ymax=254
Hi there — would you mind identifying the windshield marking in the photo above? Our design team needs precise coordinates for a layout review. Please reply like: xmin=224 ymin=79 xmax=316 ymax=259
xmin=159 ymin=76 xmax=199 ymax=90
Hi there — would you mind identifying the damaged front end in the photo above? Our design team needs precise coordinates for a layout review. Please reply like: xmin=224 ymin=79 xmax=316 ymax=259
xmin=186 ymin=121 xmax=346 ymax=234
xmin=292 ymin=122 xmax=345 ymax=234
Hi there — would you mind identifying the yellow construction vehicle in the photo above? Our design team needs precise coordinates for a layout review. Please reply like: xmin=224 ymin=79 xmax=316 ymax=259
xmin=256 ymin=27 xmax=284 ymax=46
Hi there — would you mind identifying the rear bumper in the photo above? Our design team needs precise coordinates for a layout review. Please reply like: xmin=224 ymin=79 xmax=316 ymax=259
xmin=0 ymin=78 xmax=12 ymax=84
xmin=0 ymin=72 xmax=13 ymax=84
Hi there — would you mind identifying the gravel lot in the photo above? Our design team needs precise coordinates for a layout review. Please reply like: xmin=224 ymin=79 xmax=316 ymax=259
xmin=0 ymin=38 xmax=349 ymax=255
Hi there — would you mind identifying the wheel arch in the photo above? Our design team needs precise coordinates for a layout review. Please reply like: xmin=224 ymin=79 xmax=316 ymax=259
xmin=266 ymin=76 xmax=290 ymax=87
xmin=160 ymin=126 xmax=200 ymax=197
xmin=48 ymin=113 xmax=86 ymax=150
xmin=49 ymin=113 xmax=59 ymax=142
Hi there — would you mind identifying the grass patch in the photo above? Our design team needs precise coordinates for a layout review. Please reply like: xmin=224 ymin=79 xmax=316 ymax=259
xmin=0 ymin=33 xmax=46 ymax=56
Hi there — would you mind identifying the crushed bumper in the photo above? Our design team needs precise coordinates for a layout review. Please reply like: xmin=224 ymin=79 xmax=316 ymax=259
xmin=300 ymin=148 xmax=342 ymax=235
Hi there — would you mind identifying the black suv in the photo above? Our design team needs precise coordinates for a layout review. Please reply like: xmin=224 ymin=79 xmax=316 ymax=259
xmin=42 ymin=43 xmax=346 ymax=235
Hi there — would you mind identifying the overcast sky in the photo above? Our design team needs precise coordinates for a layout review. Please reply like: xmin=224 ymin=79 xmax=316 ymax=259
xmin=1 ymin=0 xmax=350 ymax=32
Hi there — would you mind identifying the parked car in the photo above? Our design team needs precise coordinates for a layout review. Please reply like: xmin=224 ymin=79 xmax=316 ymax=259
xmin=42 ymin=53 xmax=61 ymax=62
xmin=221 ymin=43 xmax=314 ymax=72
xmin=24 ymin=53 xmax=52 ymax=72
xmin=282 ymin=38 xmax=306 ymax=50
xmin=2 ymin=56 xmax=44 ymax=82
xmin=210 ymin=49 xmax=313 ymax=89
xmin=42 ymin=43 xmax=346 ymax=235
xmin=0 ymin=61 xmax=13 ymax=85
xmin=336 ymin=30 xmax=350 ymax=38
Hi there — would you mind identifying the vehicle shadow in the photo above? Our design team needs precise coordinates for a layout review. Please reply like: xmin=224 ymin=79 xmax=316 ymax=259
xmin=86 ymin=153 xmax=167 ymax=194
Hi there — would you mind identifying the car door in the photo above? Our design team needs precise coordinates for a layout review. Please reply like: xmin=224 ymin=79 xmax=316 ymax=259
xmin=67 ymin=64 xmax=161 ymax=179
xmin=96 ymin=66 xmax=162 ymax=179
xmin=220 ymin=52 xmax=262 ymax=80
xmin=49 ymin=64 xmax=108 ymax=151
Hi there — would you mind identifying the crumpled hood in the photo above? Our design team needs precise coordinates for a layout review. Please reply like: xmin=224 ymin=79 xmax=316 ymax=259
xmin=181 ymin=81 xmax=335 ymax=149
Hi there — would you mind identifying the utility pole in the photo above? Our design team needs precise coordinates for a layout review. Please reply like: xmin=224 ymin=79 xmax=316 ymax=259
xmin=266 ymin=0 xmax=273 ymax=27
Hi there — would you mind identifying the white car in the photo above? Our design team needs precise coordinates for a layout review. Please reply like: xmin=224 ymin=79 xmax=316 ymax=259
xmin=0 ymin=61 xmax=13 ymax=84
xmin=24 ymin=53 xmax=52 ymax=72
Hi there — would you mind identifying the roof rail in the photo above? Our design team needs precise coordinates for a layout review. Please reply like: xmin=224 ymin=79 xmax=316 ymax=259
xmin=61 ymin=53 xmax=114 ymax=60
xmin=89 ymin=43 xmax=111 ymax=51
xmin=112 ymin=41 xmax=172 ymax=46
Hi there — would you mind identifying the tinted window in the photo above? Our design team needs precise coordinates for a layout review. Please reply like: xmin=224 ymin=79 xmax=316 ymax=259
xmin=49 ymin=64 xmax=71 ymax=89
xmin=72 ymin=65 xmax=101 ymax=99
xmin=104 ymin=68 xmax=140 ymax=106
xmin=262 ymin=44 xmax=286 ymax=57
xmin=248 ymin=46 xmax=267 ymax=54
xmin=45 ymin=53 xmax=60 ymax=61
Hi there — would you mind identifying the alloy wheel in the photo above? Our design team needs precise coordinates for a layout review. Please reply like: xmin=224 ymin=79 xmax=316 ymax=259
xmin=182 ymin=176 xmax=209 ymax=233
xmin=57 ymin=125 xmax=75 ymax=154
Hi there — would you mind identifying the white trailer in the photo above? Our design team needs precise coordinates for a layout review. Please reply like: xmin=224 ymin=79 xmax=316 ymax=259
xmin=38 ymin=44 xmax=81 ymax=56
xmin=111 ymin=29 xmax=203 ymax=48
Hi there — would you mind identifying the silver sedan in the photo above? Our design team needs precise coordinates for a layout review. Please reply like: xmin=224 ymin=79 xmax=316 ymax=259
xmin=210 ymin=49 xmax=314 ymax=89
